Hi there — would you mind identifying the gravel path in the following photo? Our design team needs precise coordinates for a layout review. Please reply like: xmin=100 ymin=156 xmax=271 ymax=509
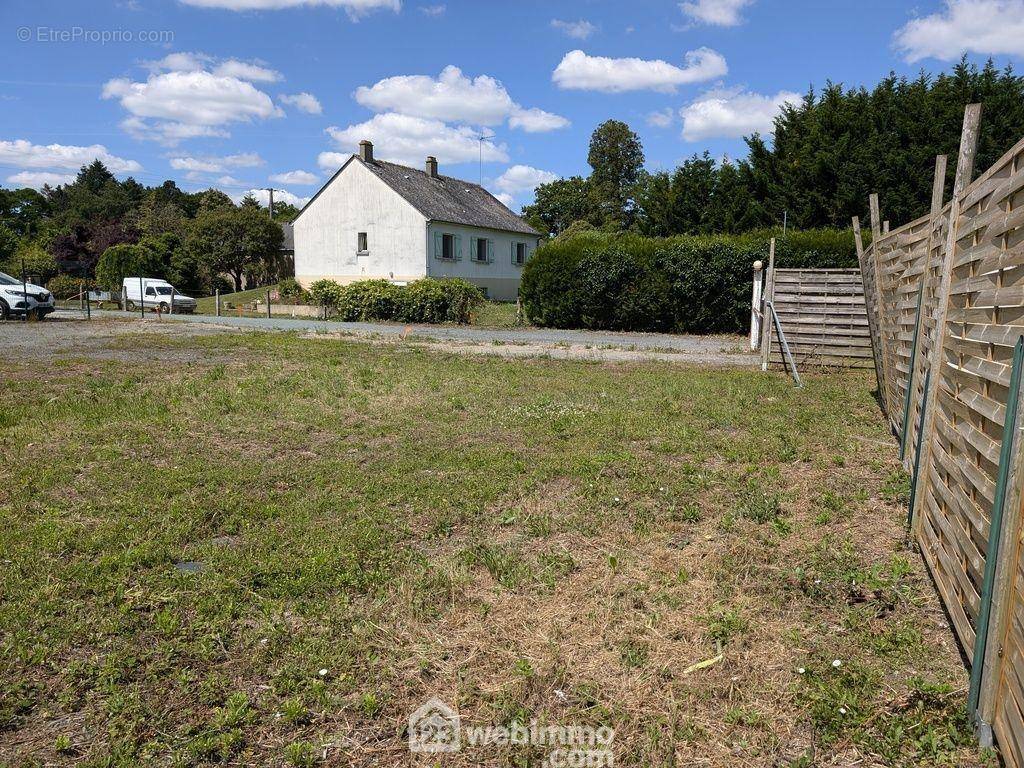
xmin=2 ymin=311 xmax=760 ymax=367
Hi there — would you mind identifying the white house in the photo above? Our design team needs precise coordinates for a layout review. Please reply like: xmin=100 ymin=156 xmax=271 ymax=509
xmin=292 ymin=141 xmax=542 ymax=301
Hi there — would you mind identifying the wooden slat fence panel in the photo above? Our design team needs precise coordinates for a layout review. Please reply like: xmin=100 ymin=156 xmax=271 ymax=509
xmin=768 ymin=269 xmax=873 ymax=369
xmin=856 ymin=126 xmax=1024 ymax=765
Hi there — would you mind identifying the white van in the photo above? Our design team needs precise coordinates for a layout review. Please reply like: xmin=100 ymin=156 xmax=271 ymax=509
xmin=122 ymin=278 xmax=197 ymax=314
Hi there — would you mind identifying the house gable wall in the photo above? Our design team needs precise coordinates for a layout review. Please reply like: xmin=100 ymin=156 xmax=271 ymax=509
xmin=293 ymin=159 xmax=428 ymax=287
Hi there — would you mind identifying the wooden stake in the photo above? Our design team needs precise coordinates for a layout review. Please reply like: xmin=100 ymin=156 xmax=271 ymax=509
xmin=854 ymin=216 xmax=885 ymax=397
xmin=760 ymin=238 xmax=776 ymax=372
xmin=902 ymin=154 xmax=948 ymax=471
xmin=909 ymin=103 xmax=982 ymax=536
xmin=867 ymin=194 xmax=894 ymax=418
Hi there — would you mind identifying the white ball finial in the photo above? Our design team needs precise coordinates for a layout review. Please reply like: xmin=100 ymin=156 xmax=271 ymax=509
xmin=753 ymin=260 xmax=764 ymax=271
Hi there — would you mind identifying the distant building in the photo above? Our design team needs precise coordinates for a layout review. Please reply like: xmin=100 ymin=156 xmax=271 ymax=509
xmin=292 ymin=141 xmax=541 ymax=301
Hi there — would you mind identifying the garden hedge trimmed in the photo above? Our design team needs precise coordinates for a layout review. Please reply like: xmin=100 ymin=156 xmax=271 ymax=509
xmin=520 ymin=229 xmax=861 ymax=334
xmin=308 ymin=277 xmax=484 ymax=325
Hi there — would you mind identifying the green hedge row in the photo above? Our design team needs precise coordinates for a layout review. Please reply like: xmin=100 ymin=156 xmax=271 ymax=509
xmin=520 ymin=228 xmax=861 ymax=334
xmin=308 ymin=277 xmax=484 ymax=325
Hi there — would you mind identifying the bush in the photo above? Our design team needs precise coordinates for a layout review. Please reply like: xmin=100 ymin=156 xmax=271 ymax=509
xmin=399 ymin=278 xmax=483 ymax=324
xmin=309 ymin=279 xmax=344 ymax=309
xmin=46 ymin=274 xmax=93 ymax=299
xmin=278 ymin=277 xmax=306 ymax=300
xmin=521 ymin=229 xmax=860 ymax=334
xmin=305 ymin=277 xmax=483 ymax=324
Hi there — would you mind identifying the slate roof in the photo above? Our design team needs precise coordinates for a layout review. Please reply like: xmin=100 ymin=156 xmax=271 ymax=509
xmin=295 ymin=154 xmax=540 ymax=236
xmin=362 ymin=158 xmax=539 ymax=236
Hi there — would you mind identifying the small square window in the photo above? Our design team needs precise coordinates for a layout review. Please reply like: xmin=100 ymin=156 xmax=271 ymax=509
xmin=357 ymin=232 xmax=368 ymax=253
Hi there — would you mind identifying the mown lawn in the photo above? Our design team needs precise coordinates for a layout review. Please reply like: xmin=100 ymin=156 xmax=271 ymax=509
xmin=0 ymin=328 xmax=990 ymax=767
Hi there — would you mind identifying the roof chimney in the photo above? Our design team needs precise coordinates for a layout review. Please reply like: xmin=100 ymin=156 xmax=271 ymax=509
xmin=359 ymin=140 xmax=374 ymax=163
xmin=426 ymin=156 xmax=438 ymax=178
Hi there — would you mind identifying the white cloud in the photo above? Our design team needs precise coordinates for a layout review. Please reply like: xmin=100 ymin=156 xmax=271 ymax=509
xmin=354 ymin=66 xmax=569 ymax=132
xmin=494 ymin=192 xmax=516 ymax=208
xmin=322 ymin=113 xmax=509 ymax=167
xmin=6 ymin=171 xmax=76 ymax=189
xmin=103 ymin=70 xmax=282 ymax=145
xmin=355 ymin=66 xmax=514 ymax=125
xmin=279 ymin=91 xmax=323 ymax=114
xmin=509 ymin=107 xmax=570 ymax=133
xmin=552 ymin=48 xmax=727 ymax=93
xmin=179 ymin=0 xmax=400 ymax=17
xmin=893 ymin=0 xmax=1024 ymax=62
xmin=551 ymin=19 xmax=598 ymax=39
xmin=145 ymin=52 xmax=282 ymax=82
xmin=493 ymin=165 xmax=559 ymax=195
xmin=647 ymin=107 xmax=676 ymax=128
xmin=270 ymin=169 xmax=320 ymax=185
xmin=0 ymin=139 xmax=142 ymax=173
xmin=419 ymin=3 xmax=445 ymax=15
xmin=213 ymin=59 xmax=283 ymax=82
xmin=216 ymin=175 xmax=244 ymax=186
xmin=680 ymin=0 xmax=753 ymax=26
xmin=317 ymin=151 xmax=349 ymax=171
xmin=236 ymin=187 xmax=310 ymax=207
xmin=169 ymin=152 xmax=263 ymax=173
xmin=680 ymin=88 xmax=800 ymax=141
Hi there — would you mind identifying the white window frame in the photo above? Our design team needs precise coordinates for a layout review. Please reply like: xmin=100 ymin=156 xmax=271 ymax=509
xmin=357 ymin=232 xmax=368 ymax=254
xmin=512 ymin=242 xmax=528 ymax=266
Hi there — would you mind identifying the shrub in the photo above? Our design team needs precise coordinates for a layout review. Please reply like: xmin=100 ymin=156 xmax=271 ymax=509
xmin=399 ymin=278 xmax=483 ymax=324
xmin=521 ymin=229 xmax=859 ymax=334
xmin=305 ymin=277 xmax=483 ymax=324
xmin=277 ymin=277 xmax=306 ymax=300
xmin=46 ymin=274 xmax=93 ymax=299
xmin=308 ymin=279 xmax=344 ymax=309
xmin=336 ymin=279 xmax=403 ymax=321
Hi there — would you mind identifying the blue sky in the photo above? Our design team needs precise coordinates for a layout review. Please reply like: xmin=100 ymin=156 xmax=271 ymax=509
xmin=1 ymin=0 xmax=1022 ymax=211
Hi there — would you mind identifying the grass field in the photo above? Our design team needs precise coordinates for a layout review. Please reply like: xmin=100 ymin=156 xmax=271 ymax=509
xmin=0 ymin=326 xmax=989 ymax=767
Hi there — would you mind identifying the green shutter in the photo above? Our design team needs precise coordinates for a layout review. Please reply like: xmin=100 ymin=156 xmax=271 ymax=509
xmin=470 ymin=237 xmax=477 ymax=261
xmin=454 ymin=234 xmax=462 ymax=261
xmin=433 ymin=232 xmax=443 ymax=259
xmin=486 ymin=239 xmax=494 ymax=263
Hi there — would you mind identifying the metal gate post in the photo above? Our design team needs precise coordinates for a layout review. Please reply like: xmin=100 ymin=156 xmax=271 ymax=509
xmin=907 ymin=368 xmax=932 ymax=532
xmin=968 ymin=335 xmax=1024 ymax=724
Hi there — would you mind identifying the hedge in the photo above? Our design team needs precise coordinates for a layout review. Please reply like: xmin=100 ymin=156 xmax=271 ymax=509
xmin=520 ymin=228 xmax=862 ymax=334
xmin=308 ymin=277 xmax=484 ymax=324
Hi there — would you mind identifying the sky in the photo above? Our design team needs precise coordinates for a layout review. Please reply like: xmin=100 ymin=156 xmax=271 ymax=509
xmin=1 ymin=0 xmax=1023 ymax=212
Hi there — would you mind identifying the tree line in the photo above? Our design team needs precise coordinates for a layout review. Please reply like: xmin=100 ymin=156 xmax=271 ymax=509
xmin=0 ymin=161 xmax=298 ymax=294
xmin=523 ymin=58 xmax=1024 ymax=237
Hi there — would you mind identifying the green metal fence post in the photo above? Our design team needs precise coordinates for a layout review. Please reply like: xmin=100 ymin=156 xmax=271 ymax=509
xmin=907 ymin=368 xmax=932 ymax=532
xmin=968 ymin=335 xmax=1024 ymax=721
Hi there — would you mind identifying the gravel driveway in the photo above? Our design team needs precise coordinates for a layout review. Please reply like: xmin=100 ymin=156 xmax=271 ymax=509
xmin=2 ymin=310 xmax=760 ymax=367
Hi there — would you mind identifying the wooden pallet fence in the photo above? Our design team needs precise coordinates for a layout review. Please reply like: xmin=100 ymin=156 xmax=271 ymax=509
xmin=857 ymin=104 xmax=1024 ymax=763
xmin=762 ymin=268 xmax=874 ymax=369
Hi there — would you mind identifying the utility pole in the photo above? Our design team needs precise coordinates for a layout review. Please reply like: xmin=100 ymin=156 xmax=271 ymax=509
xmin=265 ymin=188 xmax=276 ymax=220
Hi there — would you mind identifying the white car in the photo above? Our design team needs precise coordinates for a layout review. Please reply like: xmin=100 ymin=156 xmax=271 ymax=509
xmin=0 ymin=271 xmax=55 ymax=320
xmin=122 ymin=277 xmax=197 ymax=314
